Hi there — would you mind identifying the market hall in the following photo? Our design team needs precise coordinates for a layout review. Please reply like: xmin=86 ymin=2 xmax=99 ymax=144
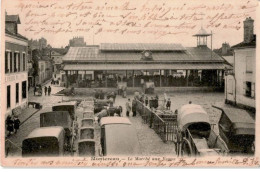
xmin=61 ymin=29 xmax=231 ymax=89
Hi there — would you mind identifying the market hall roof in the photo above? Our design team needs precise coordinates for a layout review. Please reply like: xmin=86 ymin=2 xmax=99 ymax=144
xmin=100 ymin=43 xmax=186 ymax=51
xmin=63 ymin=44 xmax=225 ymax=62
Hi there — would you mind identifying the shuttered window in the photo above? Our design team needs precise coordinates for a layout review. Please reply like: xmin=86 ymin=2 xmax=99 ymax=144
xmin=14 ymin=52 xmax=17 ymax=72
xmin=23 ymin=53 xmax=26 ymax=71
xmin=5 ymin=51 xmax=9 ymax=73
xmin=18 ymin=53 xmax=21 ymax=72
xmin=244 ymin=81 xmax=255 ymax=99
xmin=10 ymin=52 xmax=13 ymax=72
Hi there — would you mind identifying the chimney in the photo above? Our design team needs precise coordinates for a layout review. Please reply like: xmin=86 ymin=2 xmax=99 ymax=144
xmin=244 ymin=17 xmax=254 ymax=43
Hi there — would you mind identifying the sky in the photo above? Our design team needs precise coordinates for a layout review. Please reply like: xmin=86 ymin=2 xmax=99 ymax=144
xmin=3 ymin=0 xmax=258 ymax=49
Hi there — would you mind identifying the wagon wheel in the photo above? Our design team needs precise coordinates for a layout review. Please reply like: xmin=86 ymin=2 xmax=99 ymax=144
xmin=180 ymin=138 xmax=192 ymax=157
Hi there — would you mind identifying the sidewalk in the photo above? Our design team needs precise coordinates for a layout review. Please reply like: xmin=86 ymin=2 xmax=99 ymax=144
xmin=5 ymin=107 xmax=40 ymax=136
xmin=19 ymin=107 xmax=40 ymax=125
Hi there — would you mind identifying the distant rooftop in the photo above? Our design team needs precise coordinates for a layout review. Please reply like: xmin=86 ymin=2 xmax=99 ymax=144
xmin=5 ymin=15 xmax=20 ymax=24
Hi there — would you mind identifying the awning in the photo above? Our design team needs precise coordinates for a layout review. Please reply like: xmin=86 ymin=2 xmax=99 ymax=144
xmin=63 ymin=63 xmax=231 ymax=71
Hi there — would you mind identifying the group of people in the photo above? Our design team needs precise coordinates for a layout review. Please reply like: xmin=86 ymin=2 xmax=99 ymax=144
xmin=33 ymin=85 xmax=52 ymax=96
xmin=51 ymin=79 xmax=59 ymax=85
xmin=125 ymin=98 xmax=137 ymax=117
xmin=125 ymin=94 xmax=172 ymax=117
xmin=44 ymin=86 xmax=52 ymax=96
xmin=6 ymin=115 xmax=20 ymax=137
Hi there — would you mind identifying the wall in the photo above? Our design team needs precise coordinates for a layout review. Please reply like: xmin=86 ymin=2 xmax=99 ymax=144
xmin=226 ymin=48 xmax=255 ymax=109
xmin=3 ymin=35 xmax=28 ymax=116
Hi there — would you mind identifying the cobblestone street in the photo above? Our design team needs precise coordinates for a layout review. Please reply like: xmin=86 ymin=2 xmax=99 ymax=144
xmin=6 ymin=85 xmax=224 ymax=157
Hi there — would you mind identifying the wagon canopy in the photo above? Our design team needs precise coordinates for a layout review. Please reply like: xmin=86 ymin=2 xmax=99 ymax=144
xmin=104 ymin=124 xmax=140 ymax=156
xmin=40 ymin=111 xmax=72 ymax=130
xmin=22 ymin=127 xmax=65 ymax=157
xmin=100 ymin=117 xmax=131 ymax=126
xmin=217 ymin=106 xmax=255 ymax=136
xmin=52 ymin=101 xmax=77 ymax=117
xmin=178 ymin=104 xmax=210 ymax=131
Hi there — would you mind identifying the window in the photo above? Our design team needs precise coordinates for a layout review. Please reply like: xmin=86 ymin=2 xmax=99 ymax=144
xmin=7 ymin=85 xmax=11 ymax=108
xmin=14 ymin=52 xmax=17 ymax=72
xmin=5 ymin=51 xmax=9 ymax=73
xmin=246 ymin=56 xmax=253 ymax=73
xmin=16 ymin=83 xmax=19 ymax=103
xmin=244 ymin=81 xmax=255 ymax=98
xmin=10 ymin=52 xmax=13 ymax=72
xmin=22 ymin=81 xmax=27 ymax=99
xmin=18 ymin=53 xmax=21 ymax=72
xmin=23 ymin=53 xmax=26 ymax=71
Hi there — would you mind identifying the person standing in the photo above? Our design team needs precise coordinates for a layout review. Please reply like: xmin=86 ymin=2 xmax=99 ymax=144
xmin=145 ymin=96 xmax=149 ymax=106
xmin=48 ymin=86 xmax=52 ymax=96
xmin=6 ymin=116 xmax=14 ymax=137
xmin=154 ymin=96 xmax=159 ymax=109
xmin=34 ymin=86 xmax=36 ymax=96
xmin=111 ymin=91 xmax=116 ymax=103
xmin=149 ymin=97 xmax=154 ymax=109
xmin=166 ymin=98 xmax=171 ymax=110
xmin=132 ymin=98 xmax=137 ymax=117
xmin=13 ymin=116 xmax=20 ymax=134
xmin=44 ymin=86 xmax=47 ymax=96
xmin=125 ymin=98 xmax=131 ymax=117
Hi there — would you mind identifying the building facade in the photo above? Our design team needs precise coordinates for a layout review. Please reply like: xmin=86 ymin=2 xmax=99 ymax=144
xmin=37 ymin=57 xmax=53 ymax=85
xmin=225 ymin=17 xmax=256 ymax=112
xmin=3 ymin=13 xmax=28 ymax=117
xmin=61 ymin=28 xmax=231 ymax=89
xmin=48 ymin=48 xmax=67 ymax=79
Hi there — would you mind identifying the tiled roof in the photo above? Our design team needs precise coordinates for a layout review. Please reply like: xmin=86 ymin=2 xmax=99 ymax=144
xmin=100 ymin=43 xmax=186 ymax=51
xmin=232 ymin=35 xmax=256 ymax=49
xmin=6 ymin=15 xmax=21 ymax=24
xmin=63 ymin=45 xmax=224 ymax=62
xmin=5 ymin=29 xmax=28 ymax=41
xmin=193 ymin=27 xmax=211 ymax=36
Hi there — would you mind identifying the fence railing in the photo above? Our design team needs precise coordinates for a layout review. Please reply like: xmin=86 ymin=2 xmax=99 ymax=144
xmin=136 ymin=100 xmax=177 ymax=142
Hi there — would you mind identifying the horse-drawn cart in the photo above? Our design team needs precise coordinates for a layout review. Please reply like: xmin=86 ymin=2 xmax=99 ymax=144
xmin=213 ymin=105 xmax=255 ymax=155
xmin=174 ymin=104 xmax=229 ymax=156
